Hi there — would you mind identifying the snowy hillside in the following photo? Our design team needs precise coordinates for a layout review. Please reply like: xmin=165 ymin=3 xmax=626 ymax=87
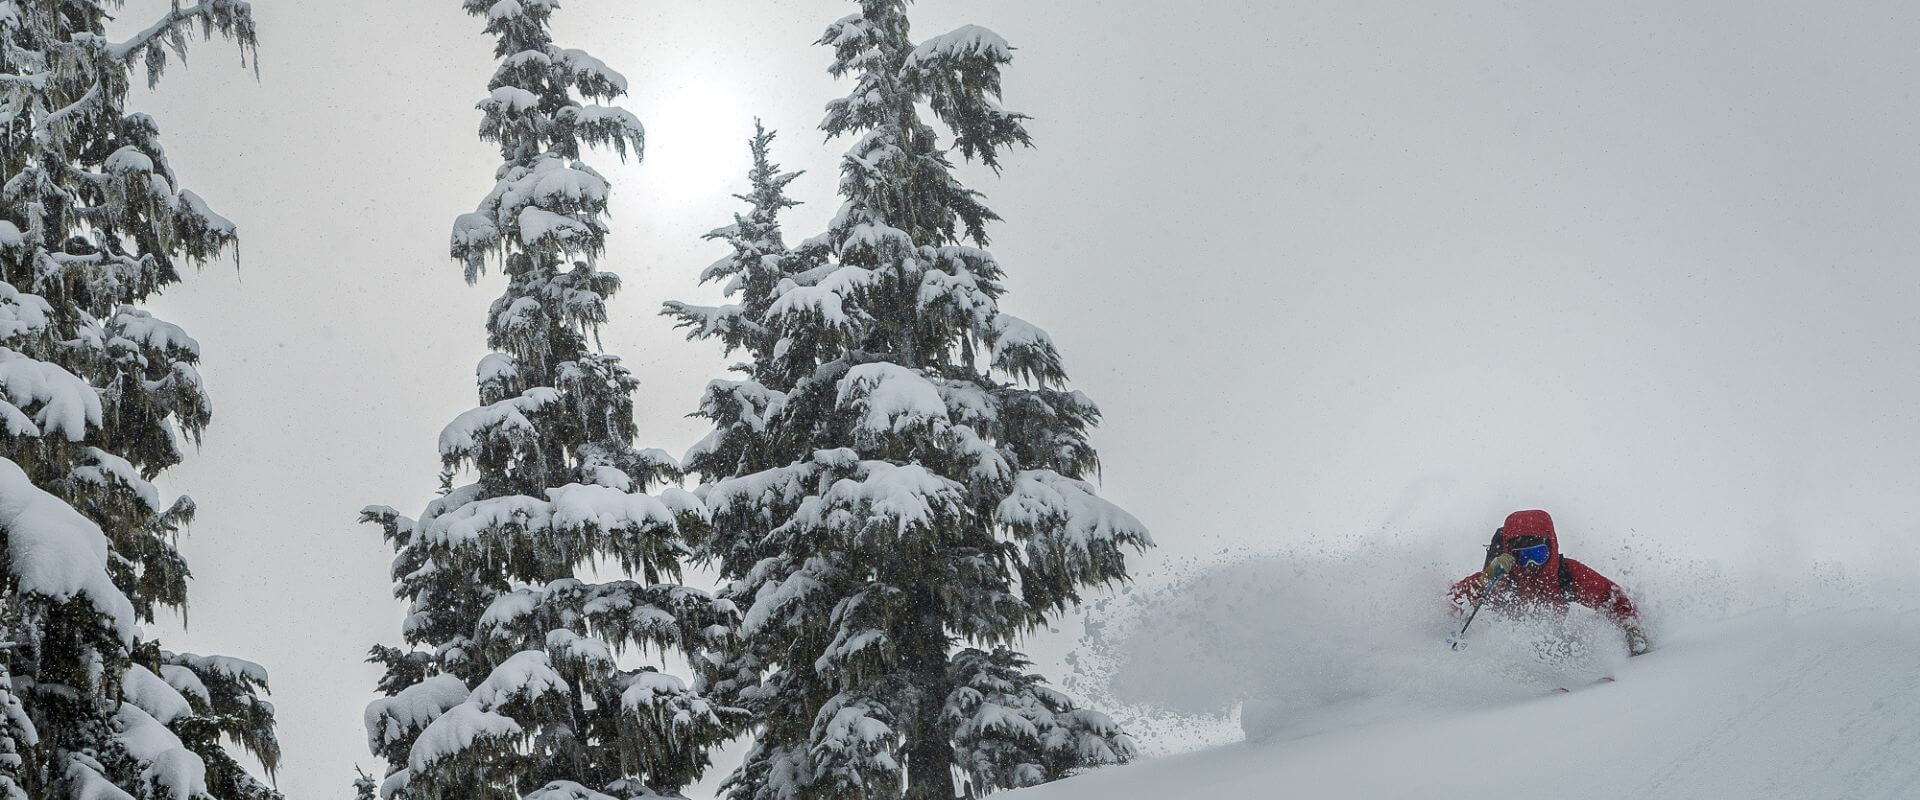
xmin=1016 ymin=549 xmax=1920 ymax=800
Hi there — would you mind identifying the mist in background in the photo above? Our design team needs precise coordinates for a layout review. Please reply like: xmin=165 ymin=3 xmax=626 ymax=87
xmin=103 ymin=0 xmax=1920 ymax=796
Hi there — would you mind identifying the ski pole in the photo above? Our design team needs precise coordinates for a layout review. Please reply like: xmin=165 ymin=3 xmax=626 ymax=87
xmin=1449 ymin=568 xmax=1508 ymax=650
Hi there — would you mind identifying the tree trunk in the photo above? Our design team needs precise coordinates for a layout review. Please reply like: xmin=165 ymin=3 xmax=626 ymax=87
xmin=903 ymin=595 xmax=955 ymax=800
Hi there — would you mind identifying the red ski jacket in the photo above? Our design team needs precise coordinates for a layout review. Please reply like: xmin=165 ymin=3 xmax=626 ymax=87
xmin=1449 ymin=510 xmax=1639 ymax=624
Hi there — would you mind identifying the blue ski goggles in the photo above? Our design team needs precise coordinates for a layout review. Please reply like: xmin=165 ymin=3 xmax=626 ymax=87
xmin=1506 ymin=536 xmax=1551 ymax=567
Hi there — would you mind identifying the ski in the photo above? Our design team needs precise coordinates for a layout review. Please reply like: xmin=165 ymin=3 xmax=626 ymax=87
xmin=1551 ymin=676 xmax=1616 ymax=694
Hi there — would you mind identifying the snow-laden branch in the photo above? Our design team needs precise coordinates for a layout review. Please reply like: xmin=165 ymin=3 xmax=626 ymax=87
xmin=109 ymin=0 xmax=259 ymax=87
xmin=38 ymin=82 xmax=101 ymax=133
xmin=109 ymin=2 xmax=213 ymax=61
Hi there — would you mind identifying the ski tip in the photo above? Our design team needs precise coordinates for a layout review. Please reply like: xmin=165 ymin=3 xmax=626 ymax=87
xmin=1552 ymin=677 xmax=1614 ymax=695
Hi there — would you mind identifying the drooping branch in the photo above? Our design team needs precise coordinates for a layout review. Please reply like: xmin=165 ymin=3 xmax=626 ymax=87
xmin=109 ymin=0 xmax=261 ymax=86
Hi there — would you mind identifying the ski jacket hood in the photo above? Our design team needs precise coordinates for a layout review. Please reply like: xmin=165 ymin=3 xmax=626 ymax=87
xmin=1451 ymin=509 xmax=1640 ymax=625
xmin=1501 ymin=509 xmax=1558 ymax=558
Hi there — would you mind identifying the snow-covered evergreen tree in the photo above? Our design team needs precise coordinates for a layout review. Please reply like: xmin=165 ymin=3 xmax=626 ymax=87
xmin=663 ymin=120 xmax=801 ymax=394
xmin=0 ymin=1 xmax=282 ymax=798
xmin=661 ymin=120 xmax=803 ymax=579
xmin=359 ymin=2 xmax=738 ymax=798
xmin=669 ymin=4 xmax=1147 ymax=798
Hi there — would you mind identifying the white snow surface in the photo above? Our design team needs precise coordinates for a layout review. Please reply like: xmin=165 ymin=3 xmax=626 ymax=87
xmin=420 ymin=481 xmax=688 ymax=550
xmin=1013 ymin=547 xmax=1920 ymax=800
xmin=474 ymin=353 xmax=516 ymax=376
xmin=837 ymin=362 xmax=948 ymax=435
xmin=545 ymin=628 xmax=614 ymax=669
xmin=157 ymin=664 xmax=210 ymax=707
xmin=469 ymin=650 xmax=568 ymax=711
xmin=0 ymin=457 xmax=135 ymax=642
xmin=998 ymin=470 xmax=1151 ymax=550
xmin=815 ymin=460 xmax=964 ymax=535
xmin=102 ymin=146 xmax=155 ymax=175
xmin=546 ymin=482 xmax=678 ymax=533
xmin=0 ymin=283 xmax=51 ymax=340
xmin=486 ymin=85 xmax=540 ymax=114
xmin=437 ymin=387 xmax=562 ymax=460
xmin=74 ymin=446 xmax=163 ymax=513
xmin=522 ymin=781 xmax=619 ymax=800
xmin=175 ymin=190 xmax=236 ymax=236
xmin=988 ymin=313 xmax=1051 ymax=354
xmin=906 ymin=25 xmax=1013 ymax=69
xmin=553 ymin=48 xmax=628 ymax=94
xmin=61 ymin=754 xmax=135 ymax=800
xmin=122 ymin=665 xmax=193 ymax=725
xmin=169 ymin=652 xmax=270 ymax=686
xmin=407 ymin=703 xmax=522 ymax=772
xmin=109 ymin=307 xmax=201 ymax=358
xmin=364 ymin=674 xmax=468 ymax=750
xmin=112 ymin=703 xmax=207 ymax=800
xmin=0 ymin=347 xmax=102 ymax=441
xmin=517 ymin=206 xmax=592 ymax=250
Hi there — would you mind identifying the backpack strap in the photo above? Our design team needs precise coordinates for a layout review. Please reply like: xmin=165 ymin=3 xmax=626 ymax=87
xmin=1557 ymin=557 xmax=1576 ymax=602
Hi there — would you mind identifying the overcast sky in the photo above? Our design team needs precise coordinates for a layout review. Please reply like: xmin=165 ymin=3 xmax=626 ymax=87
xmin=106 ymin=0 xmax=1920 ymax=796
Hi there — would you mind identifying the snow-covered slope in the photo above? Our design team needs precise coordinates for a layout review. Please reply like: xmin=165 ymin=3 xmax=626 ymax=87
xmin=1019 ymin=550 xmax=1920 ymax=800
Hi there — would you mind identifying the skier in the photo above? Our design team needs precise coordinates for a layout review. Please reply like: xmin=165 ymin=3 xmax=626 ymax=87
xmin=1450 ymin=509 xmax=1652 ymax=656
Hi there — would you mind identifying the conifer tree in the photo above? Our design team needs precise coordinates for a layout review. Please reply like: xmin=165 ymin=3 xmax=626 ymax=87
xmin=359 ymin=2 xmax=737 ymax=798
xmin=668 ymin=4 xmax=1146 ymax=798
xmin=0 ymin=1 xmax=282 ymax=798
xmin=664 ymin=120 xmax=801 ymax=392
xmin=661 ymin=121 xmax=803 ymax=576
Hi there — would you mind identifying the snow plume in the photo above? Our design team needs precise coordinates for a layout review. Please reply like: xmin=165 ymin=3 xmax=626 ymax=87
xmin=1067 ymin=542 xmax=1920 ymax=753
xmin=1065 ymin=549 xmax=1587 ymax=748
